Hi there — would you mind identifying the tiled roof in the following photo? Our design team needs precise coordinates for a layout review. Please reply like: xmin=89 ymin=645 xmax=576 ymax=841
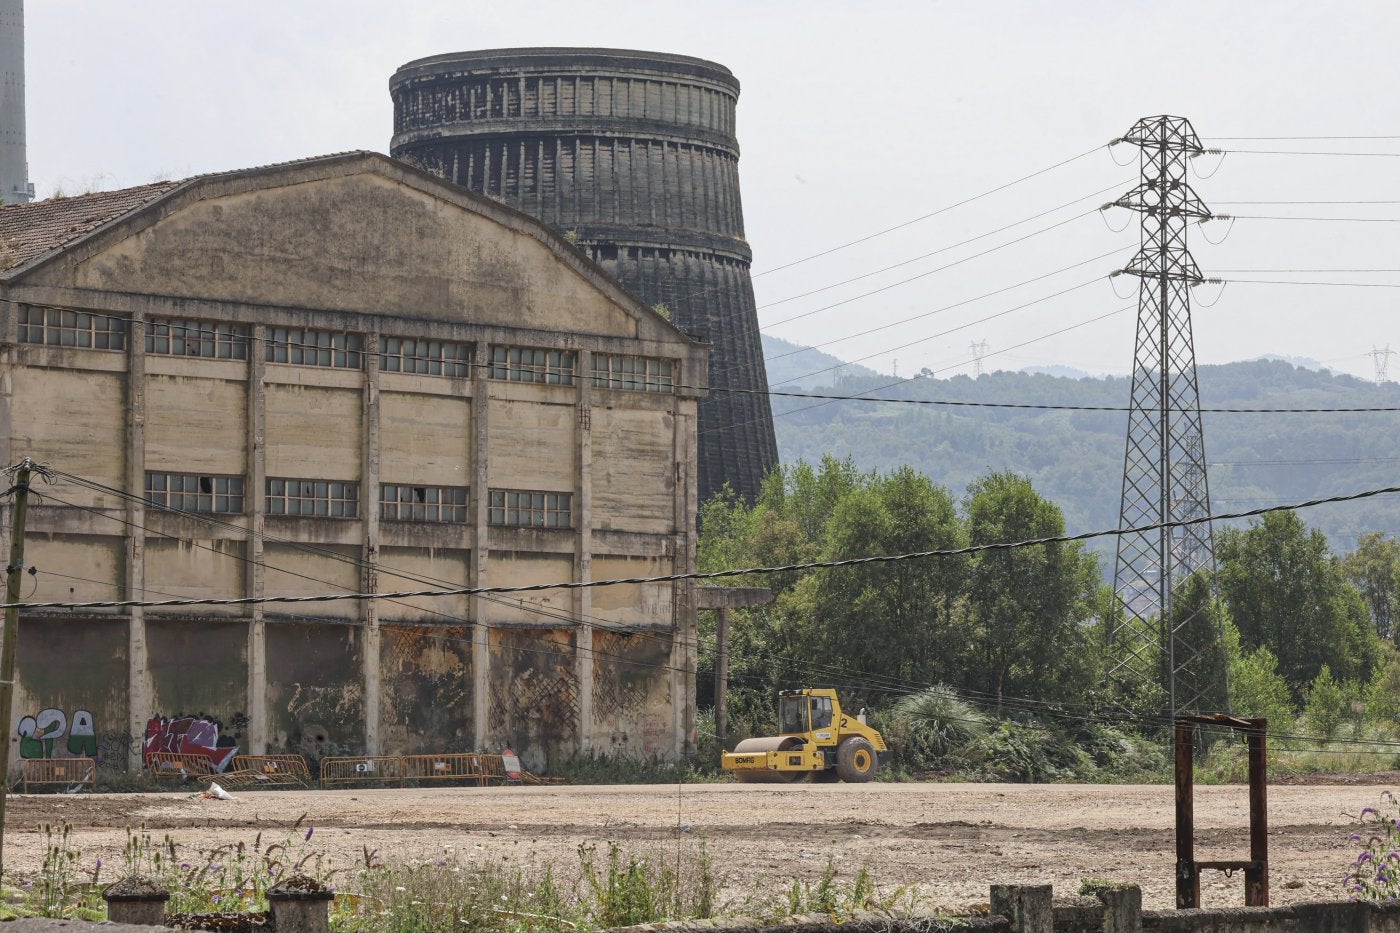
xmin=0 ymin=181 xmax=183 ymax=272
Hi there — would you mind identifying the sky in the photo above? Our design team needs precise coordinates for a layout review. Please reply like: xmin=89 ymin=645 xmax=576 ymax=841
xmin=19 ymin=1 xmax=1400 ymax=383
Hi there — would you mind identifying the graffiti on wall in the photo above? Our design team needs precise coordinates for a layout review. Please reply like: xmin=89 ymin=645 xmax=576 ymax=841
xmin=16 ymin=708 xmax=97 ymax=759
xmin=143 ymin=714 xmax=240 ymax=772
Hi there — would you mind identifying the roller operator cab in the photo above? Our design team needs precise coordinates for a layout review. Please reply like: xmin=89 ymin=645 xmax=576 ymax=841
xmin=720 ymin=688 xmax=892 ymax=783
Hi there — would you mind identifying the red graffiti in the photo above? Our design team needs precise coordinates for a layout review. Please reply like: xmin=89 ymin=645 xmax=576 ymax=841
xmin=143 ymin=716 xmax=238 ymax=772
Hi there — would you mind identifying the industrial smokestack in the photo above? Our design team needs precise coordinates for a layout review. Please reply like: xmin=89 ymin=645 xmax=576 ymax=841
xmin=0 ymin=0 xmax=33 ymax=204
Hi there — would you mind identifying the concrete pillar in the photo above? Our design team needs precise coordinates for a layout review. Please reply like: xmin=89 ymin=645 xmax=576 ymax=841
xmin=670 ymin=396 xmax=697 ymax=757
xmin=1098 ymin=885 xmax=1142 ymax=933
xmin=361 ymin=335 xmax=382 ymax=756
xmin=267 ymin=886 xmax=333 ymax=933
xmin=574 ymin=349 xmax=593 ymax=754
xmin=246 ymin=323 xmax=268 ymax=755
xmin=470 ymin=347 xmax=491 ymax=749
xmin=125 ymin=313 xmax=150 ymax=774
xmin=103 ymin=885 xmax=169 ymax=926
xmin=990 ymin=884 xmax=1053 ymax=933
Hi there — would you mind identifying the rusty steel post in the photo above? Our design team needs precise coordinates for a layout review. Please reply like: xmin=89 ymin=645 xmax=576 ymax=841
xmin=1174 ymin=719 xmax=1199 ymax=909
xmin=1246 ymin=718 xmax=1269 ymax=906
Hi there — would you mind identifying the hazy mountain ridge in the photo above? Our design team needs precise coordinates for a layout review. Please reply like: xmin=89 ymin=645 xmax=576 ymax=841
xmin=769 ymin=358 xmax=1400 ymax=568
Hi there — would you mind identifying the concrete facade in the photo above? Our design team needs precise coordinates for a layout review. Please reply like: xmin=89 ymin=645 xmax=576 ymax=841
xmin=388 ymin=47 xmax=778 ymax=505
xmin=0 ymin=151 xmax=704 ymax=775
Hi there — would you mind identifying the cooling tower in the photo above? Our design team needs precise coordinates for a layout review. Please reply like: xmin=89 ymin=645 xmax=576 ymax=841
xmin=389 ymin=47 xmax=778 ymax=505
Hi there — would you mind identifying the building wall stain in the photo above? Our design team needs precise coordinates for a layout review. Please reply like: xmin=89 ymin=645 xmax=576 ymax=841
xmin=378 ymin=625 xmax=472 ymax=755
xmin=13 ymin=618 xmax=128 ymax=773
xmin=265 ymin=624 xmax=365 ymax=764
xmin=592 ymin=630 xmax=672 ymax=757
xmin=487 ymin=628 xmax=578 ymax=772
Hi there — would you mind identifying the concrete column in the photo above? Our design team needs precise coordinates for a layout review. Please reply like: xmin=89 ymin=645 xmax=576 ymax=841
xmin=574 ymin=350 xmax=593 ymax=755
xmin=361 ymin=334 xmax=381 ymax=755
xmin=670 ymin=391 xmax=697 ymax=757
xmin=1098 ymin=885 xmax=1142 ymax=933
xmin=246 ymin=324 xmax=268 ymax=755
xmin=990 ymin=885 xmax=1053 ymax=933
xmin=125 ymin=314 xmax=150 ymax=773
xmin=470 ymin=347 xmax=491 ymax=750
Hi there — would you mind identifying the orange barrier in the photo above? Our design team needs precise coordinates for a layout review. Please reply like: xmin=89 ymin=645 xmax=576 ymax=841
xmin=21 ymin=757 xmax=96 ymax=792
xmin=401 ymin=753 xmax=488 ymax=785
xmin=477 ymin=754 xmax=508 ymax=785
xmin=319 ymin=756 xmax=404 ymax=788
xmin=231 ymin=754 xmax=311 ymax=786
xmin=147 ymin=752 xmax=215 ymax=778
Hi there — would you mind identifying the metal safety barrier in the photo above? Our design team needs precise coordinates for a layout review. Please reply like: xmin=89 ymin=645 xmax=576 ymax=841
xmin=319 ymin=755 xmax=404 ymax=788
xmin=147 ymin=752 xmax=215 ymax=778
xmin=231 ymin=754 xmax=312 ymax=786
xmin=21 ymin=757 xmax=96 ymax=792
xmin=401 ymin=753 xmax=488 ymax=785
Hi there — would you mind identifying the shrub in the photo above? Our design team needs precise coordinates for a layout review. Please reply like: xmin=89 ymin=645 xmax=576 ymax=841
xmin=884 ymin=684 xmax=991 ymax=771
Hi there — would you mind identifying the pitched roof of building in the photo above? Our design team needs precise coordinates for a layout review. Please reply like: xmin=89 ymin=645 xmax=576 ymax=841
xmin=0 ymin=152 xmax=375 ymax=275
xmin=0 ymin=181 xmax=182 ymax=271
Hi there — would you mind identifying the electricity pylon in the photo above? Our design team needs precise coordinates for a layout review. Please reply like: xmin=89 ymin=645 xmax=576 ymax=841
xmin=1109 ymin=116 xmax=1226 ymax=718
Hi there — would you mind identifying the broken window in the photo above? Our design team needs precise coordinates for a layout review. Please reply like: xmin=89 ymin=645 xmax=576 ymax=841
xmin=591 ymin=353 xmax=675 ymax=392
xmin=17 ymin=305 xmax=126 ymax=350
xmin=380 ymin=337 xmax=473 ymax=378
xmin=379 ymin=484 xmax=469 ymax=523
xmin=487 ymin=489 xmax=572 ymax=529
xmin=146 ymin=317 xmax=249 ymax=359
xmin=145 ymin=472 xmax=245 ymax=514
xmin=266 ymin=328 xmax=363 ymax=369
xmin=486 ymin=345 xmax=576 ymax=385
xmin=266 ymin=478 xmax=359 ymax=518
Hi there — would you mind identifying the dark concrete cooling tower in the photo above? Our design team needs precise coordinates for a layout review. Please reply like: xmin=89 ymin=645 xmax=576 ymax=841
xmin=389 ymin=47 xmax=778 ymax=505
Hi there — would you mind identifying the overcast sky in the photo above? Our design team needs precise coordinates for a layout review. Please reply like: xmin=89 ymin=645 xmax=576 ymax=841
xmin=21 ymin=1 xmax=1400 ymax=382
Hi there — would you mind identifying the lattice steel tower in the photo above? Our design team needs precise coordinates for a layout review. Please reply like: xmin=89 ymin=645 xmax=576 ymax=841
xmin=1109 ymin=115 xmax=1224 ymax=716
xmin=388 ymin=48 xmax=779 ymax=505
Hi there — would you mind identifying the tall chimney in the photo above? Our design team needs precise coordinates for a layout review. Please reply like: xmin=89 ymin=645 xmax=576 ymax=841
xmin=0 ymin=0 xmax=33 ymax=204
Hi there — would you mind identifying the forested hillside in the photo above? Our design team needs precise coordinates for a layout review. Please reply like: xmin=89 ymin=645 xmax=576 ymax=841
xmin=767 ymin=358 xmax=1400 ymax=569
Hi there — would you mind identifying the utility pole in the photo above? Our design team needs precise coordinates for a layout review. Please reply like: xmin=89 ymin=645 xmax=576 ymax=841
xmin=0 ymin=457 xmax=44 ymax=880
xmin=1108 ymin=116 xmax=1225 ymax=718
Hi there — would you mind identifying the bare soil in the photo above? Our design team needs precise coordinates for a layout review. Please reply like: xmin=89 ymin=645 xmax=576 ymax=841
xmin=1 ymin=781 xmax=1383 ymax=911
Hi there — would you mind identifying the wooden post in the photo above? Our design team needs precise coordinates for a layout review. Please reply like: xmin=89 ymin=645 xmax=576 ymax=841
xmin=1246 ymin=717 xmax=1269 ymax=906
xmin=714 ymin=607 xmax=730 ymax=747
xmin=0 ymin=458 xmax=35 ymax=881
xmin=1174 ymin=719 xmax=1198 ymax=909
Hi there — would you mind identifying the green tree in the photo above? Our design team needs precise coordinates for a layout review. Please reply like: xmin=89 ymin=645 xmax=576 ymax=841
xmin=793 ymin=467 xmax=968 ymax=703
xmin=1223 ymin=622 xmax=1296 ymax=728
xmin=962 ymin=471 xmax=1100 ymax=706
xmin=1302 ymin=665 xmax=1349 ymax=739
xmin=1217 ymin=511 xmax=1381 ymax=700
xmin=1162 ymin=572 xmax=1230 ymax=713
xmin=1344 ymin=532 xmax=1400 ymax=642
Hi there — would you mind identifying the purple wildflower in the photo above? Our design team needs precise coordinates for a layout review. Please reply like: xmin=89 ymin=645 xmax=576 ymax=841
xmin=213 ymin=895 xmax=221 ymax=904
xmin=1352 ymin=834 xmax=1364 ymax=841
xmin=181 ymin=862 xmax=191 ymax=870
xmin=1358 ymin=853 xmax=1375 ymax=865
xmin=1363 ymin=807 xmax=1379 ymax=818
xmin=305 ymin=826 xmax=314 ymax=841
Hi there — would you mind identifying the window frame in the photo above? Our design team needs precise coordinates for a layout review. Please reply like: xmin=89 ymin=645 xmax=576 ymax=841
xmin=265 ymin=327 xmax=364 ymax=370
xmin=487 ymin=489 xmax=573 ymax=529
xmin=144 ymin=472 xmax=246 ymax=514
xmin=379 ymin=336 xmax=473 ymax=378
xmin=486 ymin=345 xmax=576 ymax=386
xmin=17 ymin=305 xmax=127 ymax=351
xmin=591 ymin=353 xmax=676 ymax=392
xmin=265 ymin=478 xmax=360 ymax=518
xmin=146 ymin=317 xmax=250 ymax=360
xmin=379 ymin=483 xmax=470 ymax=523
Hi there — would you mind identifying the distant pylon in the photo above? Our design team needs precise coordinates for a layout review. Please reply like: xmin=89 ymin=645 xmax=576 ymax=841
xmin=1371 ymin=345 xmax=1395 ymax=385
xmin=970 ymin=340 xmax=990 ymax=378
xmin=1109 ymin=115 xmax=1226 ymax=718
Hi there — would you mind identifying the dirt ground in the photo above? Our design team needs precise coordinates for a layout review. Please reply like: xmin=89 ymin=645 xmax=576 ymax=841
xmin=0 ymin=781 xmax=1384 ymax=912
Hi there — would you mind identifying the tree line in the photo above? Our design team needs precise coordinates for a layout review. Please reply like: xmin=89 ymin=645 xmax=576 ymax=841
xmin=697 ymin=457 xmax=1400 ymax=779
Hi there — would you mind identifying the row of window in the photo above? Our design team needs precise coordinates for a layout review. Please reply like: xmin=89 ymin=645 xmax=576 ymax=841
xmin=18 ymin=309 xmax=674 ymax=392
xmin=143 ymin=472 xmax=573 ymax=528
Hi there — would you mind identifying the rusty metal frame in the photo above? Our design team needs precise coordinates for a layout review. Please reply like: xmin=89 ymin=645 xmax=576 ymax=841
xmin=1175 ymin=714 xmax=1268 ymax=908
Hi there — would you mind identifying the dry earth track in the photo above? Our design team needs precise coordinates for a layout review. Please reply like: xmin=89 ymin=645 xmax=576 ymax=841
xmin=0 ymin=782 xmax=1383 ymax=911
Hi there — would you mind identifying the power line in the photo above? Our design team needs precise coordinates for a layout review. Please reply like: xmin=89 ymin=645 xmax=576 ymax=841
xmin=756 ymin=185 xmax=1127 ymax=313
xmin=9 ymin=482 xmax=1400 ymax=611
xmin=762 ymin=251 xmax=1126 ymax=368
xmin=1222 ymin=149 xmax=1400 ymax=158
xmin=751 ymin=144 xmax=1110 ymax=277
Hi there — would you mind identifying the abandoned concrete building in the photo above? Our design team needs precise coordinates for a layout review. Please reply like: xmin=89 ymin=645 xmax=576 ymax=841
xmin=0 ymin=151 xmax=705 ymax=774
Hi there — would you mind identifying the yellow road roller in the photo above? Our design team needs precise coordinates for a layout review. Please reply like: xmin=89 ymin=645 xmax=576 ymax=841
xmin=721 ymin=688 xmax=891 ymax=783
